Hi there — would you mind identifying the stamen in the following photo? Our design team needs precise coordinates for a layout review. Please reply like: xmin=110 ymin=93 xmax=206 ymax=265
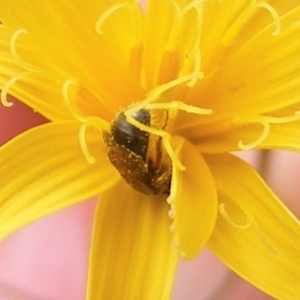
xmin=147 ymin=101 xmax=212 ymax=117
xmin=219 ymin=203 xmax=253 ymax=229
xmin=165 ymin=0 xmax=182 ymax=52
xmin=165 ymin=0 xmax=205 ymax=85
xmin=95 ymin=1 xmax=143 ymax=49
xmin=62 ymin=79 xmax=87 ymax=122
xmin=10 ymin=28 xmax=38 ymax=72
xmin=79 ymin=116 xmax=109 ymax=164
xmin=63 ymin=79 xmax=109 ymax=164
xmin=10 ymin=29 xmax=27 ymax=61
xmin=186 ymin=48 xmax=202 ymax=87
xmin=95 ymin=3 xmax=134 ymax=34
xmin=254 ymin=1 xmax=281 ymax=36
xmin=180 ymin=1 xmax=205 ymax=86
xmin=222 ymin=1 xmax=280 ymax=47
xmin=125 ymin=100 xmax=211 ymax=171
xmin=219 ymin=202 xmax=279 ymax=256
xmin=236 ymin=116 xmax=270 ymax=150
xmin=124 ymin=74 xmax=213 ymax=171
xmin=163 ymin=133 xmax=185 ymax=170
xmin=133 ymin=74 xmax=195 ymax=112
xmin=235 ymin=113 xmax=300 ymax=150
xmin=1 ymin=71 xmax=30 ymax=107
xmin=79 ymin=123 xmax=96 ymax=164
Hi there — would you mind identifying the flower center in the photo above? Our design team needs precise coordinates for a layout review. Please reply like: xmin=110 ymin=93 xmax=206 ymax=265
xmin=102 ymin=75 xmax=212 ymax=195
xmin=103 ymin=108 xmax=172 ymax=195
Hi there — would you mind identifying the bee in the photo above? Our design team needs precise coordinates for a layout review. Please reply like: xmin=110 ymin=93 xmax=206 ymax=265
xmin=103 ymin=108 xmax=172 ymax=195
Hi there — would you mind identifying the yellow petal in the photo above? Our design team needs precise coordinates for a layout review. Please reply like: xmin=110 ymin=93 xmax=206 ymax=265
xmin=194 ymin=120 xmax=300 ymax=153
xmin=0 ymin=27 xmax=74 ymax=120
xmin=169 ymin=141 xmax=218 ymax=258
xmin=200 ymin=2 xmax=300 ymax=115
xmin=0 ymin=121 xmax=119 ymax=240
xmin=0 ymin=0 xmax=143 ymax=115
xmin=205 ymin=153 xmax=300 ymax=299
xmin=142 ymin=0 xmax=175 ymax=87
xmin=87 ymin=181 xmax=178 ymax=300
xmin=200 ymin=0 xmax=300 ymax=67
xmin=176 ymin=3 xmax=300 ymax=142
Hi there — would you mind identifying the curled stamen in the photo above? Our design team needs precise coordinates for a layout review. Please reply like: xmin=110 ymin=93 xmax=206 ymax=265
xmin=220 ymin=202 xmax=279 ymax=256
xmin=79 ymin=116 xmax=108 ymax=164
xmin=1 ymin=71 xmax=30 ymax=107
xmin=10 ymin=28 xmax=38 ymax=72
xmin=235 ymin=113 xmax=300 ymax=150
xmin=62 ymin=79 xmax=87 ymax=122
xmin=10 ymin=29 xmax=28 ymax=61
xmin=219 ymin=203 xmax=253 ymax=229
xmin=255 ymin=1 xmax=281 ymax=36
xmin=95 ymin=3 xmax=134 ymax=34
xmin=222 ymin=1 xmax=280 ymax=47
xmin=96 ymin=2 xmax=143 ymax=49
xmin=236 ymin=116 xmax=270 ymax=150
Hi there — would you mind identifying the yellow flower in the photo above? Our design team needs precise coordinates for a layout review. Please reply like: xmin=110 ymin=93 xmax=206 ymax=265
xmin=1 ymin=0 xmax=300 ymax=299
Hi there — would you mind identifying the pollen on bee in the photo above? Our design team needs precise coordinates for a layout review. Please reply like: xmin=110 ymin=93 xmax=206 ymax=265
xmin=103 ymin=107 xmax=172 ymax=195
